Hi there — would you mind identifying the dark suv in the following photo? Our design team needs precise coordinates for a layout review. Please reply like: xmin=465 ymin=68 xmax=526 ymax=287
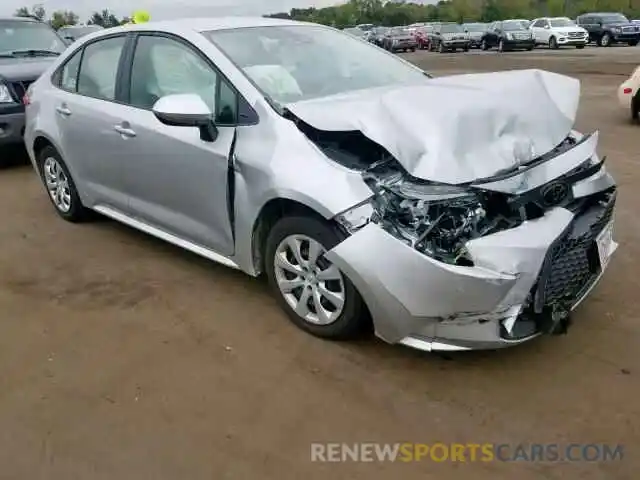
xmin=0 ymin=17 xmax=66 ymax=148
xmin=576 ymin=12 xmax=640 ymax=46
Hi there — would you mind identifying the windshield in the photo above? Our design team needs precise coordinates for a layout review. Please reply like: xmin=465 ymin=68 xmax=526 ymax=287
xmin=549 ymin=18 xmax=575 ymax=27
xmin=601 ymin=14 xmax=628 ymax=24
xmin=390 ymin=27 xmax=410 ymax=36
xmin=0 ymin=19 xmax=66 ymax=55
xmin=206 ymin=25 xmax=427 ymax=104
xmin=441 ymin=24 xmax=463 ymax=33
xmin=463 ymin=23 xmax=486 ymax=32
xmin=503 ymin=21 xmax=526 ymax=31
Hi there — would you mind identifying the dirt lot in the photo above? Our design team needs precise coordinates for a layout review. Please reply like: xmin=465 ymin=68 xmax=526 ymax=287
xmin=1 ymin=46 xmax=639 ymax=479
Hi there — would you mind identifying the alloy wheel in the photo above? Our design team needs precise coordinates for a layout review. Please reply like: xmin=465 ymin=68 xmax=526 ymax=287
xmin=43 ymin=156 xmax=72 ymax=213
xmin=273 ymin=234 xmax=345 ymax=326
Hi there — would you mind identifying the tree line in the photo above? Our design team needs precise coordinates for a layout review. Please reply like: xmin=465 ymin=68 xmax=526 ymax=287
xmin=14 ymin=0 xmax=640 ymax=31
xmin=14 ymin=6 xmax=128 ymax=29
xmin=265 ymin=0 xmax=640 ymax=27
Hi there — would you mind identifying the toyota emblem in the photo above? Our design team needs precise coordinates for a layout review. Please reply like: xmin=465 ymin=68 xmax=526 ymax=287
xmin=540 ymin=182 xmax=569 ymax=206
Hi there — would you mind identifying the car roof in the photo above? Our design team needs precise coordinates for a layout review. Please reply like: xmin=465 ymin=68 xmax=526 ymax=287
xmin=122 ymin=16 xmax=310 ymax=33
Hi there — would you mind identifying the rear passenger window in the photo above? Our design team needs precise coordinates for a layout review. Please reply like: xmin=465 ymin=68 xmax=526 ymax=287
xmin=59 ymin=50 xmax=81 ymax=92
xmin=77 ymin=36 xmax=126 ymax=101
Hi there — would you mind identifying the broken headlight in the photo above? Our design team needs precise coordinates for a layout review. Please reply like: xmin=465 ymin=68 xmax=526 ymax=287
xmin=338 ymin=174 xmax=491 ymax=266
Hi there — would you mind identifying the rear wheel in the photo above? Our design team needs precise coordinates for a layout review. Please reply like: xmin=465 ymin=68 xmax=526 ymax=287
xmin=36 ymin=146 xmax=92 ymax=223
xmin=265 ymin=216 xmax=367 ymax=340
xmin=438 ymin=41 xmax=445 ymax=53
xmin=629 ymin=40 xmax=639 ymax=46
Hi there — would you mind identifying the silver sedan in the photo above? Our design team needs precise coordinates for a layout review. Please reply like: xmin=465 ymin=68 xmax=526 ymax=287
xmin=24 ymin=17 xmax=617 ymax=352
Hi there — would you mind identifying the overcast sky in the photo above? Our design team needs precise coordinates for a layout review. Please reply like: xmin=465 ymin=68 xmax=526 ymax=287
xmin=0 ymin=0 xmax=357 ymax=20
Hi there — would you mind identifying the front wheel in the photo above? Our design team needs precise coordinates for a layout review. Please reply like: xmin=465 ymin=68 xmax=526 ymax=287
xmin=628 ymin=40 xmax=639 ymax=47
xmin=481 ymin=39 xmax=490 ymax=50
xmin=438 ymin=42 xmax=446 ymax=53
xmin=265 ymin=216 xmax=368 ymax=340
xmin=37 ymin=146 xmax=92 ymax=223
xmin=498 ymin=39 xmax=505 ymax=52
xmin=599 ymin=33 xmax=611 ymax=47
xmin=576 ymin=44 xmax=585 ymax=49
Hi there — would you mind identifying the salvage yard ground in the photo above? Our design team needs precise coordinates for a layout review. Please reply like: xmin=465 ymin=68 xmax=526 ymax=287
xmin=0 ymin=46 xmax=638 ymax=479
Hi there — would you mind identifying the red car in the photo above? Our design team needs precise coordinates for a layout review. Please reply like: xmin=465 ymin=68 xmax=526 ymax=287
xmin=413 ymin=25 xmax=434 ymax=49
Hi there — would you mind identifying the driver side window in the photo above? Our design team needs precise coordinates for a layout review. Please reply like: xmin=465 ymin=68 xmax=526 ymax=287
xmin=128 ymin=34 xmax=238 ymax=123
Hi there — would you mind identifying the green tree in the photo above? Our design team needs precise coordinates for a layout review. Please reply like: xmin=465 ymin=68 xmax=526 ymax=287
xmin=50 ymin=10 xmax=79 ymax=29
xmin=88 ymin=9 xmax=121 ymax=28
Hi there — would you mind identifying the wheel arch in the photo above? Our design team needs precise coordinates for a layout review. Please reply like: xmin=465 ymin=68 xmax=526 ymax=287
xmin=250 ymin=197 xmax=337 ymax=277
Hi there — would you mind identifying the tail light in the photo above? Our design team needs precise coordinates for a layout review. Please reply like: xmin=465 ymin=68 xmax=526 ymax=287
xmin=23 ymin=84 xmax=33 ymax=106
xmin=623 ymin=87 xmax=632 ymax=95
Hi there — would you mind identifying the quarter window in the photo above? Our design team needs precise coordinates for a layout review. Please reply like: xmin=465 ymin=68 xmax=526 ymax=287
xmin=77 ymin=36 xmax=126 ymax=100
xmin=129 ymin=35 xmax=238 ymax=123
xmin=59 ymin=50 xmax=82 ymax=92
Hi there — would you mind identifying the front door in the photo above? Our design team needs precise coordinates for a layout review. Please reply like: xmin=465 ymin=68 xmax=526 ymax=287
xmin=115 ymin=33 xmax=238 ymax=256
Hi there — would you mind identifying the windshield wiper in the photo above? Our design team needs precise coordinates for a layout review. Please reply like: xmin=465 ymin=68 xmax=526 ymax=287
xmin=8 ymin=49 xmax=60 ymax=57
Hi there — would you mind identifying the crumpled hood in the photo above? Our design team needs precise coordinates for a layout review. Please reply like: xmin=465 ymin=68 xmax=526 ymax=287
xmin=285 ymin=69 xmax=580 ymax=184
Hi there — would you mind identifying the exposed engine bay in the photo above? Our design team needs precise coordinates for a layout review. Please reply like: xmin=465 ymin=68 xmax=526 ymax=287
xmin=294 ymin=117 xmax=596 ymax=266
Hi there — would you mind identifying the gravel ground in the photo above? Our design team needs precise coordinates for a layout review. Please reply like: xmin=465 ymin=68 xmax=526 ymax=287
xmin=0 ymin=45 xmax=638 ymax=479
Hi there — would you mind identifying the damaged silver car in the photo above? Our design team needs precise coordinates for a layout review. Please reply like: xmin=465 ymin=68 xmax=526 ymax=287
xmin=24 ymin=18 xmax=617 ymax=351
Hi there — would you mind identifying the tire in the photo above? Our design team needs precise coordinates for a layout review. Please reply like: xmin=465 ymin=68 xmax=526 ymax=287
xmin=410 ymin=47 xmax=415 ymax=52
xmin=599 ymin=33 xmax=611 ymax=47
xmin=463 ymin=46 xmax=469 ymax=52
xmin=438 ymin=42 xmax=445 ymax=53
xmin=498 ymin=39 xmax=505 ymax=52
xmin=527 ymin=46 xmax=534 ymax=51
xmin=481 ymin=39 xmax=489 ymax=50
xmin=632 ymin=93 xmax=639 ymax=122
xmin=36 ymin=145 xmax=91 ymax=223
xmin=628 ymin=40 xmax=639 ymax=47
xmin=576 ymin=45 xmax=585 ymax=49
xmin=549 ymin=36 xmax=558 ymax=49
xmin=264 ymin=216 xmax=367 ymax=340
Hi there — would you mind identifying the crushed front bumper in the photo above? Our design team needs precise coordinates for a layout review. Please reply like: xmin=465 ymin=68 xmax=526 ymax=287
xmin=326 ymin=135 xmax=617 ymax=352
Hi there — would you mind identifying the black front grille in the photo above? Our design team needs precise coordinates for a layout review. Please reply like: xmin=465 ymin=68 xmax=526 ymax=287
xmin=10 ymin=80 xmax=34 ymax=102
xmin=535 ymin=191 xmax=615 ymax=310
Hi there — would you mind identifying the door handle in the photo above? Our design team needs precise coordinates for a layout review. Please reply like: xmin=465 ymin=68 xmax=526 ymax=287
xmin=56 ymin=106 xmax=71 ymax=116
xmin=114 ymin=125 xmax=136 ymax=138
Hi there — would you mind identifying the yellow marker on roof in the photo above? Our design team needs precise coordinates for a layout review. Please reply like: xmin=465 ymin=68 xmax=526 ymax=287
xmin=132 ymin=10 xmax=150 ymax=24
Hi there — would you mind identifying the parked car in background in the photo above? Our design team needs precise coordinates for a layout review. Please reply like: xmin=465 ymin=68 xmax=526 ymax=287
xmin=576 ymin=12 xmax=640 ymax=46
xmin=462 ymin=22 xmax=487 ymax=48
xmin=343 ymin=27 xmax=367 ymax=41
xmin=0 ymin=16 xmax=66 ymax=150
xmin=355 ymin=23 xmax=374 ymax=32
xmin=481 ymin=20 xmax=535 ymax=52
xmin=514 ymin=19 xmax=532 ymax=29
xmin=369 ymin=26 xmax=389 ymax=47
xmin=428 ymin=23 xmax=470 ymax=53
xmin=57 ymin=25 xmax=104 ymax=44
xmin=24 ymin=17 xmax=618 ymax=352
xmin=617 ymin=65 xmax=640 ymax=121
xmin=382 ymin=27 xmax=417 ymax=52
xmin=413 ymin=25 xmax=433 ymax=49
xmin=530 ymin=17 xmax=588 ymax=49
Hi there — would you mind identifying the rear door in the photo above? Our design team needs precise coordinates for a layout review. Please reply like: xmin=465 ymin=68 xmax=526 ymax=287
xmin=50 ymin=34 xmax=131 ymax=211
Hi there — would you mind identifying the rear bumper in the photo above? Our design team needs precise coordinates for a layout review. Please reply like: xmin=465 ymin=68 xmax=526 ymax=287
xmin=391 ymin=42 xmax=417 ymax=50
xmin=0 ymin=111 xmax=26 ymax=147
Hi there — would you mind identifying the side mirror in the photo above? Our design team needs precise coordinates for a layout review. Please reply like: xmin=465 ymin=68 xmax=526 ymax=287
xmin=544 ymin=25 xmax=550 ymax=29
xmin=152 ymin=93 xmax=218 ymax=142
